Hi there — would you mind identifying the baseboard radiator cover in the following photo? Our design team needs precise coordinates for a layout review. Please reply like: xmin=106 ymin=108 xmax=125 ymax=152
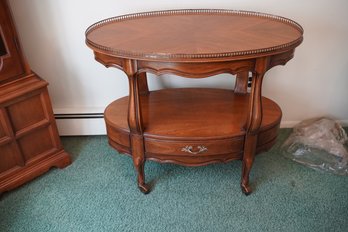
xmin=55 ymin=113 xmax=106 ymax=136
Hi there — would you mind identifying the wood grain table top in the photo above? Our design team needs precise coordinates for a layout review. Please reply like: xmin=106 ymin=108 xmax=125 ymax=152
xmin=86 ymin=9 xmax=303 ymax=62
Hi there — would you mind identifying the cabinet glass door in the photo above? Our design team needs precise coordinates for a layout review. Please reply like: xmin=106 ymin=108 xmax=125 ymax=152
xmin=0 ymin=1 xmax=27 ymax=83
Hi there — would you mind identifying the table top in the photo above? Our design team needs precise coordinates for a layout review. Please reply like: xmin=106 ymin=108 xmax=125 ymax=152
xmin=86 ymin=9 xmax=303 ymax=62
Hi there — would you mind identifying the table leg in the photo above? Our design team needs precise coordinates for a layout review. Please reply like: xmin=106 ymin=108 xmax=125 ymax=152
xmin=137 ymin=72 xmax=149 ymax=95
xmin=241 ymin=134 xmax=257 ymax=195
xmin=234 ymin=71 xmax=249 ymax=94
xmin=125 ymin=60 xmax=150 ymax=194
xmin=241 ymin=57 xmax=269 ymax=195
xmin=130 ymin=134 xmax=150 ymax=194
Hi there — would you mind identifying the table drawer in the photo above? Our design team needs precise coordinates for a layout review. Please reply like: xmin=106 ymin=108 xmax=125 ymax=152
xmin=145 ymin=137 xmax=244 ymax=157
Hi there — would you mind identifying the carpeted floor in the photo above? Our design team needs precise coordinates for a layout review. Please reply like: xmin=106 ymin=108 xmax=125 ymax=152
xmin=0 ymin=129 xmax=347 ymax=232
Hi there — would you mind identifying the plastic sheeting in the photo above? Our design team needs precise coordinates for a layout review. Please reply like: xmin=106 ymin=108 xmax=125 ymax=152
xmin=282 ymin=118 xmax=348 ymax=175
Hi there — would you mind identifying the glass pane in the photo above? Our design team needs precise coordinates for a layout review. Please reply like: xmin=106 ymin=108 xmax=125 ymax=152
xmin=0 ymin=33 xmax=7 ymax=56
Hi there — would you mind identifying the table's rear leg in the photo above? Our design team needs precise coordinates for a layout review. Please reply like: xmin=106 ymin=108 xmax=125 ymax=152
xmin=234 ymin=71 xmax=249 ymax=94
xmin=138 ymin=72 xmax=149 ymax=95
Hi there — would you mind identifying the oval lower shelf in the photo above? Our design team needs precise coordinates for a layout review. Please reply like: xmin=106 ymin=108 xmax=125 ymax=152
xmin=105 ymin=88 xmax=282 ymax=166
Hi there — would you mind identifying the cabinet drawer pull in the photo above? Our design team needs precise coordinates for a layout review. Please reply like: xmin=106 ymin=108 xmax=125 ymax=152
xmin=181 ymin=145 xmax=208 ymax=155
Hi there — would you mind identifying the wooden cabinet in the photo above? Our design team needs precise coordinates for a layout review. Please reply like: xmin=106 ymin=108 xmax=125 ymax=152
xmin=0 ymin=0 xmax=71 ymax=194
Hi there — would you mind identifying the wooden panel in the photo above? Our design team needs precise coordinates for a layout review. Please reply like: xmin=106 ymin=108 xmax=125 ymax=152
xmin=0 ymin=110 xmax=7 ymax=138
xmin=137 ymin=60 xmax=254 ymax=78
xmin=0 ymin=122 xmax=5 ymax=138
xmin=0 ymin=143 xmax=22 ymax=173
xmin=7 ymin=94 xmax=46 ymax=132
xmin=18 ymin=126 xmax=55 ymax=162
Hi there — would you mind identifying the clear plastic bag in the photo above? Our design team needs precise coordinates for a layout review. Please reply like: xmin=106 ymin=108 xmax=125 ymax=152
xmin=282 ymin=118 xmax=348 ymax=175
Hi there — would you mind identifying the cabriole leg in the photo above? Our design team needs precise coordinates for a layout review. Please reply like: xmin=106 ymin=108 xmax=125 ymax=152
xmin=241 ymin=57 xmax=269 ymax=195
xmin=134 ymin=160 xmax=150 ymax=194
xmin=241 ymin=134 xmax=257 ymax=195
xmin=131 ymin=135 xmax=150 ymax=194
xmin=124 ymin=60 xmax=150 ymax=194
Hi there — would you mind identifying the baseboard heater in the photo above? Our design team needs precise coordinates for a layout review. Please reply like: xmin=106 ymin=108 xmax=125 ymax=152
xmin=54 ymin=113 xmax=106 ymax=136
xmin=55 ymin=113 xmax=104 ymax=120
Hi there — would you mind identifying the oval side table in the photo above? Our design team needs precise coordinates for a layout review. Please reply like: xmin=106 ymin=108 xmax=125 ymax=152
xmin=86 ymin=9 xmax=303 ymax=195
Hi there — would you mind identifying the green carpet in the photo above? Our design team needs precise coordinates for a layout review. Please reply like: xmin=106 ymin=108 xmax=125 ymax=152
xmin=1 ymin=129 xmax=347 ymax=232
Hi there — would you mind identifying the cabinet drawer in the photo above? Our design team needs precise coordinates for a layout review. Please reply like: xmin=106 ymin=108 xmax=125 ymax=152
xmin=145 ymin=137 xmax=244 ymax=157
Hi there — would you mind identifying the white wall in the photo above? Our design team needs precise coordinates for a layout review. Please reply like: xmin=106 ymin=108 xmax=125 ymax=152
xmin=8 ymin=0 xmax=348 ymax=135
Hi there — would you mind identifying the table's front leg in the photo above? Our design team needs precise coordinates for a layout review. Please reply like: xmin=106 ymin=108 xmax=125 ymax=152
xmin=241 ymin=57 xmax=269 ymax=195
xmin=124 ymin=60 xmax=150 ymax=194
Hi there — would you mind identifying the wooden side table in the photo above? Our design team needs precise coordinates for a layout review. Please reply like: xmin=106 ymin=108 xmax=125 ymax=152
xmin=86 ymin=9 xmax=303 ymax=195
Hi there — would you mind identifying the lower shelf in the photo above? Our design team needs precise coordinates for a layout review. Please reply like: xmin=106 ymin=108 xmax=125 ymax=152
xmin=105 ymin=88 xmax=282 ymax=166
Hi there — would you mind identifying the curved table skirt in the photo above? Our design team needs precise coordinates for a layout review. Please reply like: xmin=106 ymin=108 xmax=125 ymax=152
xmin=105 ymin=88 xmax=281 ymax=166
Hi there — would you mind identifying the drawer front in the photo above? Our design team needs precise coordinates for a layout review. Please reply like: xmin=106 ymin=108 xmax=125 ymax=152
xmin=145 ymin=137 xmax=244 ymax=157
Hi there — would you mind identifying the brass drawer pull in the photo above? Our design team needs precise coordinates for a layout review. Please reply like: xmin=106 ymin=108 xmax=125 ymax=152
xmin=181 ymin=145 xmax=208 ymax=155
